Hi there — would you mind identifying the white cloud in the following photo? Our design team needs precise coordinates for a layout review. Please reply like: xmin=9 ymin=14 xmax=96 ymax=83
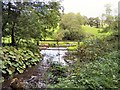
xmin=62 ymin=0 xmax=119 ymax=17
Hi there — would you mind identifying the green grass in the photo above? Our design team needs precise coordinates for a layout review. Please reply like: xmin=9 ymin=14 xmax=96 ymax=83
xmin=2 ymin=36 xmax=11 ymax=43
xmin=82 ymin=25 xmax=113 ymax=39
xmin=82 ymin=25 xmax=100 ymax=35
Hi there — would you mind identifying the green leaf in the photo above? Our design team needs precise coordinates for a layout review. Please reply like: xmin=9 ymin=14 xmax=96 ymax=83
xmin=22 ymin=64 xmax=26 ymax=69
xmin=2 ymin=64 xmax=6 ymax=69
xmin=6 ymin=69 xmax=12 ymax=75
xmin=17 ymin=68 xmax=24 ymax=73
xmin=0 ymin=50 xmax=4 ymax=54
xmin=26 ymin=62 xmax=30 ymax=65
xmin=12 ymin=63 xmax=19 ymax=67
xmin=9 ymin=55 xmax=16 ymax=59
xmin=2 ymin=70 xmax=7 ymax=74
xmin=9 ymin=51 xmax=14 ymax=55
xmin=0 ymin=77 xmax=4 ymax=83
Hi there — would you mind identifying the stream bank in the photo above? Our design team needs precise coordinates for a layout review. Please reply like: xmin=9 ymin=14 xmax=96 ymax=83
xmin=2 ymin=47 xmax=71 ymax=89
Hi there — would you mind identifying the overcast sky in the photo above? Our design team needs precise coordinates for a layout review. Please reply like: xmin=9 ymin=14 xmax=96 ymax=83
xmin=61 ymin=0 xmax=119 ymax=18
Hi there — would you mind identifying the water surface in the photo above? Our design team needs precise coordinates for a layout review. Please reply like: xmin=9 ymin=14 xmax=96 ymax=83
xmin=40 ymin=47 xmax=67 ymax=65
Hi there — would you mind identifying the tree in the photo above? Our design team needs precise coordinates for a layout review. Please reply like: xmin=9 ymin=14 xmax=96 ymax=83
xmin=94 ymin=17 xmax=100 ymax=28
xmin=113 ymin=16 xmax=118 ymax=30
xmin=88 ymin=17 xmax=100 ymax=28
xmin=83 ymin=16 xmax=89 ymax=25
xmin=88 ymin=17 xmax=95 ymax=27
xmin=104 ymin=4 xmax=114 ymax=29
xmin=105 ymin=4 xmax=112 ymax=15
xmin=2 ymin=1 xmax=63 ymax=46
xmin=60 ymin=13 xmax=85 ymax=40
xmin=2 ymin=2 xmax=21 ymax=46
xmin=100 ymin=14 xmax=106 ymax=28
xmin=101 ymin=3 xmax=118 ymax=31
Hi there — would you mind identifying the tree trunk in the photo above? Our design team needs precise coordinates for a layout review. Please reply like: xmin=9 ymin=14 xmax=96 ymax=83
xmin=2 ymin=2 xmax=11 ymax=32
xmin=11 ymin=22 xmax=15 ymax=46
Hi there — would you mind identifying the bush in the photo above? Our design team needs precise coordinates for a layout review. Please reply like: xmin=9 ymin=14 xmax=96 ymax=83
xmin=62 ymin=29 xmax=85 ymax=41
xmin=48 ymin=51 xmax=119 ymax=89
xmin=47 ymin=63 xmax=68 ymax=85
xmin=0 ymin=46 xmax=41 ymax=81
xmin=47 ymin=35 xmax=119 ymax=89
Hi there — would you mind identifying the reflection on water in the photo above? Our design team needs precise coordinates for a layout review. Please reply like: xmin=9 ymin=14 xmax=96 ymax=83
xmin=40 ymin=47 xmax=67 ymax=65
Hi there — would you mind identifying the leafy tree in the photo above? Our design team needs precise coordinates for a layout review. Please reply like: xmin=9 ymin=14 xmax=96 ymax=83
xmin=88 ymin=17 xmax=100 ymax=28
xmin=2 ymin=1 xmax=63 ymax=46
xmin=94 ymin=17 xmax=100 ymax=28
xmin=60 ymin=13 xmax=85 ymax=40
xmin=105 ymin=4 xmax=112 ymax=15
xmin=88 ymin=17 xmax=95 ymax=27
xmin=101 ymin=4 xmax=118 ymax=31
xmin=100 ymin=14 xmax=106 ymax=28
xmin=2 ymin=2 xmax=21 ymax=46
xmin=113 ymin=16 xmax=118 ymax=30
xmin=53 ymin=30 xmax=64 ymax=41
xmin=83 ymin=16 xmax=89 ymax=25
xmin=103 ymin=4 xmax=114 ymax=30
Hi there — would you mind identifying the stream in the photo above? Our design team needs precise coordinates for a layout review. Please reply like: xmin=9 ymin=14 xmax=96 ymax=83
xmin=40 ymin=47 xmax=67 ymax=65
xmin=2 ymin=47 xmax=68 ymax=89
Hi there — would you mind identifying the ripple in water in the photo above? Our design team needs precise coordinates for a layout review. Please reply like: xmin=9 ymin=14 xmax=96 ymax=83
xmin=40 ymin=47 xmax=67 ymax=65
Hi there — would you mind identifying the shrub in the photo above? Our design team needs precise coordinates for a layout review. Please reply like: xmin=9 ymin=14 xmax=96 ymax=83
xmin=62 ymin=29 xmax=85 ymax=41
xmin=47 ymin=35 xmax=119 ymax=89
xmin=47 ymin=63 xmax=68 ymax=85
xmin=0 ymin=46 xmax=41 ymax=80
xmin=48 ymin=51 xmax=119 ymax=89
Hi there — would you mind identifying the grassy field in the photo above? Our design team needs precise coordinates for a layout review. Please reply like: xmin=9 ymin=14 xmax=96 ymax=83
xmin=82 ymin=25 xmax=112 ymax=39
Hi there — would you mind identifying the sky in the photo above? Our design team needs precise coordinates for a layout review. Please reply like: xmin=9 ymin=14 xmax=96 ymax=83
xmin=61 ymin=0 xmax=119 ymax=18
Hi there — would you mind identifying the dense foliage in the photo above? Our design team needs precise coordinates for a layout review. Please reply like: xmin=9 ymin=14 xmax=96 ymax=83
xmin=60 ymin=13 xmax=85 ymax=40
xmin=2 ymin=0 xmax=63 ymax=46
xmin=47 ymin=63 xmax=68 ymax=84
xmin=0 ymin=47 xmax=41 ymax=82
xmin=48 ymin=51 xmax=119 ymax=89
xmin=0 ymin=1 xmax=119 ymax=89
xmin=88 ymin=17 xmax=100 ymax=28
xmin=47 ymin=32 xmax=119 ymax=89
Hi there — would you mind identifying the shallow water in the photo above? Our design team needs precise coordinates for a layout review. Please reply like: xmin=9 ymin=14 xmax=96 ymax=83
xmin=40 ymin=47 xmax=67 ymax=65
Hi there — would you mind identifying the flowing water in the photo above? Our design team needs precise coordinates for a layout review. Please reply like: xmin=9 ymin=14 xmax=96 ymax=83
xmin=40 ymin=47 xmax=67 ymax=65
xmin=2 ymin=47 xmax=68 ymax=89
